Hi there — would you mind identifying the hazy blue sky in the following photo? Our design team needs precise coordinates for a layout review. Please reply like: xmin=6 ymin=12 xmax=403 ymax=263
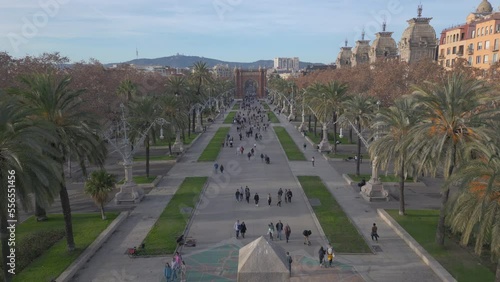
xmin=0 ymin=0 xmax=491 ymax=64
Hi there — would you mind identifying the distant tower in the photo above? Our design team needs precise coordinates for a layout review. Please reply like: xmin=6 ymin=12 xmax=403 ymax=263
xmin=336 ymin=38 xmax=352 ymax=68
xmin=370 ymin=21 xmax=398 ymax=64
xmin=351 ymin=30 xmax=371 ymax=67
xmin=398 ymin=5 xmax=438 ymax=63
xmin=136 ymin=47 xmax=139 ymax=59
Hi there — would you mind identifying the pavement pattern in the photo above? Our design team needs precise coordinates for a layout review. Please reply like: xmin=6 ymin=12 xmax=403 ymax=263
xmin=71 ymin=98 xmax=442 ymax=282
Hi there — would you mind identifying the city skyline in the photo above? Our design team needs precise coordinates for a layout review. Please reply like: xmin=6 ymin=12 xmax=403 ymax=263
xmin=0 ymin=0 xmax=491 ymax=64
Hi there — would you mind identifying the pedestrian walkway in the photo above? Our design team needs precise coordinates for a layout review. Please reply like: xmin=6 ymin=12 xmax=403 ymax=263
xmin=71 ymin=99 xmax=441 ymax=282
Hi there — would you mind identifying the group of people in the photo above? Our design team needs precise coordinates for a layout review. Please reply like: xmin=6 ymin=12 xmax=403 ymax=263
xmin=318 ymin=244 xmax=335 ymax=268
xmin=213 ymin=162 xmax=224 ymax=174
xmin=164 ymin=252 xmax=186 ymax=281
xmin=234 ymin=220 xmax=248 ymax=238
xmin=266 ymin=220 xmax=292 ymax=242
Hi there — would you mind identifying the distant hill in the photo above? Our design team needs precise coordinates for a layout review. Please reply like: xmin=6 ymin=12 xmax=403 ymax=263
xmin=110 ymin=54 xmax=324 ymax=69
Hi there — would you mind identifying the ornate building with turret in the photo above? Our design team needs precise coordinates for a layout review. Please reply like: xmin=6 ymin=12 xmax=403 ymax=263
xmin=399 ymin=5 xmax=438 ymax=63
xmin=369 ymin=22 xmax=399 ymax=63
xmin=351 ymin=31 xmax=371 ymax=67
xmin=335 ymin=40 xmax=352 ymax=68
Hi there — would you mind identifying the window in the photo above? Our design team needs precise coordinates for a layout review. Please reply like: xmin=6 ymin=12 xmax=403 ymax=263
xmin=472 ymin=30 xmax=476 ymax=38
xmin=486 ymin=27 xmax=489 ymax=35
xmin=495 ymin=39 xmax=499 ymax=50
xmin=447 ymin=47 xmax=451 ymax=55
xmin=461 ymin=33 xmax=465 ymax=40
xmin=484 ymin=55 xmax=489 ymax=64
xmin=476 ymin=56 xmax=481 ymax=64
xmin=486 ymin=40 xmax=490 ymax=49
xmin=497 ymin=24 xmax=500 ymax=32
xmin=468 ymin=56 xmax=473 ymax=65
xmin=451 ymin=59 xmax=455 ymax=67
xmin=446 ymin=59 xmax=450 ymax=67
xmin=452 ymin=46 xmax=456 ymax=54
xmin=494 ymin=53 xmax=498 ymax=63
xmin=459 ymin=45 xmax=464 ymax=55
xmin=478 ymin=42 xmax=483 ymax=50
xmin=490 ymin=25 xmax=493 ymax=34
xmin=482 ymin=27 xmax=485 ymax=36
xmin=477 ymin=28 xmax=480 ymax=36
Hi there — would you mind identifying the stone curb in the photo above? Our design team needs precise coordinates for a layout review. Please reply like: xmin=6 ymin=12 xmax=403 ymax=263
xmin=56 ymin=211 xmax=129 ymax=282
xmin=377 ymin=209 xmax=457 ymax=282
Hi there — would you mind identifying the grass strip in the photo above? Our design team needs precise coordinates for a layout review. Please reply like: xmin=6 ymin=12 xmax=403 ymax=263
xmin=197 ymin=127 xmax=230 ymax=162
xmin=298 ymin=176 xmax=371 ymax=253
xmin=118 ymin=175 xmax=156 ymax=184
xmin=274 ymin=126 xmax=306 ymax=161
xmin=12 ymin=213 xmax=118 ymax=282
xmin=386 ymin=210 xmax=495 ymax=282
xmin=133 ymin=155 xmax=176 ymax=161
xmin=223 ymin=112 xmax=236 ymax=124
xmin=348 ymin=174 xmax=414 ymax=183
xmin=267 ymin=111 xmax=280 ymax=123
xmin=142 ymin=177 xmax=208 ymax=254
xmin=232 ymin=103 xmax=240 ymax=110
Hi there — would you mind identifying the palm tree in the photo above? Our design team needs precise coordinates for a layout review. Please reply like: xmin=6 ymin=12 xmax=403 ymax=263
xmin=320 ymin=81 xmax=349 ymax=153
xmin=10 ymin=73 xmax=107 ymax=252
xmin=0 ymin=96 xmax=60 ymax=281
xmin=84 ymin=170 xmax=116 ymax=220
xmin=445 ymin=143 xmax=500 ymax=280
xmin=191 ymin=61 xmax=212 ymax=96
xmin=408 ymin=72 xmax=495 ymax=246
xmin=165 ymin=75 xmax=187 ymax=97
xmin=369 ymin=97 xmax=420 ymax=215
xmin=128 ymin=96 xmax=160 ymax=178
xmin=116 ymin=78 xmax=138 ymax=103
xmin=161 ymin=94 xmax=189 ymax=152
xmin=342 ymin=94 xmax=376 ymax=175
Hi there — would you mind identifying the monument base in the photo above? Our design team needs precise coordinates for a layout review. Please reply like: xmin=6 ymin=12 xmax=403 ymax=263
xmin=195 ymin=124 xmax=204 ymax=133
xmin=171 ymin=142 xmax=184 ymax=154
xmin=287 ymin=113 xmax=295 ymax=121
xmin=318 ymin=140 xmax=331 ymax=153
xmin=115 ymin=183 xmax=145 ymax=204
xmin=360 ymin=181 xmax=389 ymax=202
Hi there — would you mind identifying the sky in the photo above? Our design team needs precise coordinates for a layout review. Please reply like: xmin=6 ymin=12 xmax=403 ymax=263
xmin=0 ymin=0 xmax=490 ymax=64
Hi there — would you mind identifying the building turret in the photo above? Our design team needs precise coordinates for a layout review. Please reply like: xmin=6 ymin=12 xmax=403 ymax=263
xmin=399 ymin=5 xmax=438 ymax=63
xmin=351 ymin=31 xmax=371 ymax=67
xmin=336 ymin=39 xmax=352 ymax=68
xmin=369 ymin=21 xmax=399 ymax=63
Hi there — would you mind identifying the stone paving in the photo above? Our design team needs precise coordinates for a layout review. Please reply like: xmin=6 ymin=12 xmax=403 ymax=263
xmin=71 ymin=99 xmax=443 ymax=282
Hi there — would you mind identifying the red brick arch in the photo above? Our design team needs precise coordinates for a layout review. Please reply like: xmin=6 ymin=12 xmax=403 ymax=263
xmin=234 ymin=68 xmax=267 ymax=99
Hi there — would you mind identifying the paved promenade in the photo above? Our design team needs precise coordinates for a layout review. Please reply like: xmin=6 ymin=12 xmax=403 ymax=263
xmin=72 ymin=99 xmax=442 ymax=282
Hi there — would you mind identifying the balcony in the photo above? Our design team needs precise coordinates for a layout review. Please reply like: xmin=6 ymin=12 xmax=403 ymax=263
xmin=456 ymin=51 xmax=464 ymax=56
xmin=467 ymin=48 xmax=474 ymax=55
xmin=438 ymin=54 xmax=445 ymax=59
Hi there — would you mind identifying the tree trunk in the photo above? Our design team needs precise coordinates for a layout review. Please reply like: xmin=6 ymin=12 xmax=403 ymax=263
xmin=168 ymin=141 xmax=172 ymax=155
xmin=188 ymin=115 xmax=191 ymax=138
xmin=201 ymin=111 xmax=203 ymax=126
xmin=349 ymin=128 xmax=353 ymax=144
xmin=495 ymin=257 xmax=500 ymax=282
xmin=59 ymin=170 xmax=75 ymax=252
xmin=436 ymin=145 xmax=456 ymax=246
xmin=35 ymin=201 xmax=48 ymax=221
xmin=192 ymin=108 xmax=196 ymax=132
xmin=333 ymin=112 xmax=337 ymax=153
xmin=182 ymin=129 xmax=185 ymax=143
xmin=399 ymin=160 xmax=405 ymax=216
xmin=356 ymin=120 xmax=361 ymax=176
xmin=100 ymin=204 xmax=106 ymax=220
xmin=145 ymin=135 xmax=150 ymax=178
xmin=314 ymin=116 xmax=317 ymax=136
xmin=308 ymin=114 xmax=312 ymax=132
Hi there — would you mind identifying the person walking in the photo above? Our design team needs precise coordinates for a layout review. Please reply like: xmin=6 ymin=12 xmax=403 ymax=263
xmin=284 ymin=224 xmax=291 ymax=243
xmin=239 ymin=187 xmax=244 ymax=202
xmin=268 ymin=222 xmax=275 ymax=240
xmin=276 ymin=220 xmax=284 ymax=240
xmin=164 ymin=263 xmax=172 ymax=282
xmin=311 ymin=156 xmax=315 ymax=167
xmin=286 ymin=252 xmax=293 ymax=277
xmin=180 ymin=261 xmax=187 ymax=282
xmin=287 ymin=189 xmax=293 ymax=203
xmin=277 ymin=188 xmax=283 ymax=203
xmin=303 ymin=142 xmax=307 ymax=151
xmin=214 ymin=162 xmax=219 ymax=173
xmin=235 ymin=189 xmax=240 ymax=202
xmin=267 ymin=193 xmax=272 ymax=206
xmin=220 ymin=164 xmax=224 ymax=173
xmin=326 ymin=244 xmax=334 ymax=267
xmin=254 ymin=193 xmax=260 ymax=206
xmin=260 ymin=153 xmax=264 ymax=162
xmin=371 ymin=223 xmax=379 ymax=241
xmin=240 ymin=221 xmax=247 ymax=238
xmin=245 ymin=188 xmax=250 ymax=203
xmin=303 ymin=230 xmax=311 ymax=245
xmin=171 ymin=257 xmax=178 ymax=280
xmin=318 ymin=246 xmax=326 ymax=267
xmin=234 ymin=220 xmax=241 ymax=238
xmin=284 ymin=189 xmax=288 ymax=203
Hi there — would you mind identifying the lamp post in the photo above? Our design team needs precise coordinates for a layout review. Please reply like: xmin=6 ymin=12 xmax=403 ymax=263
xmin=298 ymin=90 xmax=307 ymax=133
xmin=103 ymin=103 xmax=170 ymax=204
xmin=318 ymin=93 xmax=331 ymax=152
xmin=288 ymin=84 xmax=295 ymax=121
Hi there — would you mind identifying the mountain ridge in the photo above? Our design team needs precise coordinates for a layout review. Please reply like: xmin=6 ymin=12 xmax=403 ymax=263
xmin=110 ymin=54 xmax=325 ymax=69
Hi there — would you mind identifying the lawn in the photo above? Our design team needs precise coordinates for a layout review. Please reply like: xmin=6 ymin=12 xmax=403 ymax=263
xmin=267 ymin=111 xmax=280 ymax=123
xmin=274 ymin=126 xmax=306 ymax=161
xmin=308 ymin=132 xmax=352 ymax=145
xmin=232 ymin=103 xmax=240 ymax=110
xmin=11 ymin=213 xmax=118 ymax=282
xmin=348 ymin=174 xmax=414 ymax=183
xmin=298 ymin=176 xmax=371 ymax=253
xmin=387 ymin=210 xmax=495 ymax=282
xmin=142 ymin=177 xmax=208 ymax=254
xmin=133 ymin=155 xmax=176 ymax=161
xmin=223 ymin=111 xmax=236 ymax=124
xmin=198 ymin=127 xmax=230 ymax=162
xmin=152 ymin=132 xmax=200 ymax=147
xmin=118 ymin=175 xmax=156 ymax=184
xmin=262 ymin=103 xmax=270 ymax=110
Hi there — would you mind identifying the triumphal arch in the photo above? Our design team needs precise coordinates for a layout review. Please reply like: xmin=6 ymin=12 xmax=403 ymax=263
xmin=234 ymin=67 xmax=267 ymax=99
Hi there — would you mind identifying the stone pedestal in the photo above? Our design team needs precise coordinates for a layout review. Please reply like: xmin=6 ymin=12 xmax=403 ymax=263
xmin=171 ymin=131 xmax=184 ymax=153
xmin=195 ymin=110 xmax=203 ymax=132
xmin=115 ymin=163 xmax=144 ymax=204
xmin=360 ymin=180 xmax=389 ymax=202
xmin=318 ymin=139 xmax=331 ymax=152
xmin=287 ymin=112 xmax=295 ymax=121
